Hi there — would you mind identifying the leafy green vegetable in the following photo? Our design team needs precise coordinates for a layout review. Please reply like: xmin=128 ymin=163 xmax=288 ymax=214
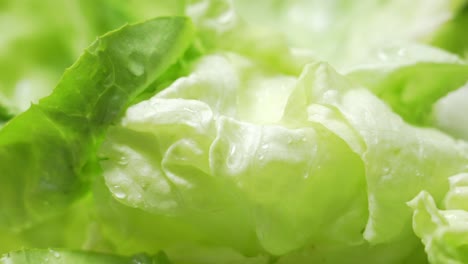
xmin=0 ymin=105 xmax=13 ymax=125
xmin=0 ymin=16 xmax=193 ymax=230
xmin=287 ymin=63 xmax=468 ymax=245
xmin=2 ymin=0 xmax=468 ymax=263
xmin=409 ymin=173 xmax=468 ymax=264
xmin=97 ymin=54 xmax=367 ymax=257
xmin=431 ymin=3 xmax=468 ymax=58
xmin=432 ymin=83 xmax=468 ymax=140
xmin=0 ymin=249 xmax=172 ymax=264
xmin=0 ymin=0 xmax=187 ymax=115
xmin=345 ymin=44 xmax=468 ymax=125
xmin=232 ymin=0 xmax=465 ymax=69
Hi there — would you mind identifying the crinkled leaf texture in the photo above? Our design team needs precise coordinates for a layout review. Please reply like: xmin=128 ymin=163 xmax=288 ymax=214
xmin=1 ymin=0 xmax=464 ymax=116
xmin=0 ymin=0 xmax=188 ymax=115
xmin=346 ymin=43 xmax=468 ymax=126
xmin=232 ymin=0 xmax=463 ymax=69
xmin=2 ymin=0 xmax=468 ymax=263
xmin=0 ymin=16 xmax=194 ymax=231
xmin=99 ymin=44 xmax=468 ymax=262
xmin=409 ymin=173 xmax=468 ymax=264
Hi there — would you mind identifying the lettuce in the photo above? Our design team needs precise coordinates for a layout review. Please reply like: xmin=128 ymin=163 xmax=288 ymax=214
xmin=408 ymin=173 xmax=468 ymax=264
xmin=1 ymin=0 xmax=468 ymax=264
xmin=0 ymin=0 xmax=187 ymax=115
xmin=0 ymin=16 xmax=194 ymax=232
xmin=232 ymin=0 xmax=464 ymax=68
xmin=0 ymin=249 xmax=172 ymax=264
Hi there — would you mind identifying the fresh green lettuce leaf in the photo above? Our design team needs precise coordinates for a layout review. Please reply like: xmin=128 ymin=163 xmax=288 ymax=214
xmin=99 ymin=50 xmax=468 ymax=262
xmin=432 ymin=83 xmax=468 ymax=140
xmin=284 ymin=62 xmax=468 ymax=245
xmin=346 ymin=44 xmax=468 ymax=126
xmin=431 ymin=3 xmax=468 ymax=58
xmin=408 ymin=174 xmax=468 ymax=264
xmin=232 ymin=0 xmax=464 ymax=69
xmin=0 ymin=0 xmax=188 ymax=115
xmin=0 ymin=16 xmax=194 ymax=231
xmin=2 ymin=0 xmax=468 ymax=263
xmin=0 ymin=249 xmax=172 ymax=264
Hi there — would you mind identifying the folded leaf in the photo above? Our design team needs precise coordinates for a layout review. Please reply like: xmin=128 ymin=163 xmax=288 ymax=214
xmin=0 ymin=16 xmax=194 ymax=230
xmin=409 ymin=175 xmax=468 ymax=264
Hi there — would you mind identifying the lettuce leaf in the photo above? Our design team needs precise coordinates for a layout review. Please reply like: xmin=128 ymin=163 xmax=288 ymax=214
xmin=2 ymin=0 xmax=468 ymax=263
xmin=232 ymin=0 xmax=464 ymax=69
xmin=408 ymin=173 xmax=468 ymax=264
xmin=0 ymin=16 xmax=194 ymax=231
xmin=0 ymin=249 xmax=172 ymax=264
xmin=345 ymin=44 xmax=468 ymax=126
xmin=432 ymin=83 xmax=468 ymax=140
xmin=431 ymin=3 xmax=468 ymax=58
xmin=285 ymin=62 xmax=468 ymax=245
xmin=98 ymin=50 xmax=468 ymax=262
xmin=0 ymin=0 xmax=187 ymax=115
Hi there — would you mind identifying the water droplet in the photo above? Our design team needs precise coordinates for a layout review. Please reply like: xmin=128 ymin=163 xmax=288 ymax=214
xmin=183 ymin=107 xmax=197 ymax=113
xmin=113 ymin=185 xmax=127 ymax=199
xmin=230 ymin=145 xmax=237 ymax=155
xmin=128 ymin=60 xmax=145 ymax=76
xmin=141 ymin=182 xmax=149 ymax=191
xmin=131 ymin=253 xmax=152 ymax=264
xmin=258 ymin=155 xmax=264 ymax=160
xmin=382 ymin=174 xmax=392 ymax=181
xmin=118 ymin=156 xmax=128 ymax=166
xmin=103 ymin=73 xmax=114 ymax=88
xmin=115 ymin=192 xmax=127 ymax=199
xmin=49 ymin=249 xmax=60 ymax=258
xmin=323 ymin=90 xmax=338 ymax=101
